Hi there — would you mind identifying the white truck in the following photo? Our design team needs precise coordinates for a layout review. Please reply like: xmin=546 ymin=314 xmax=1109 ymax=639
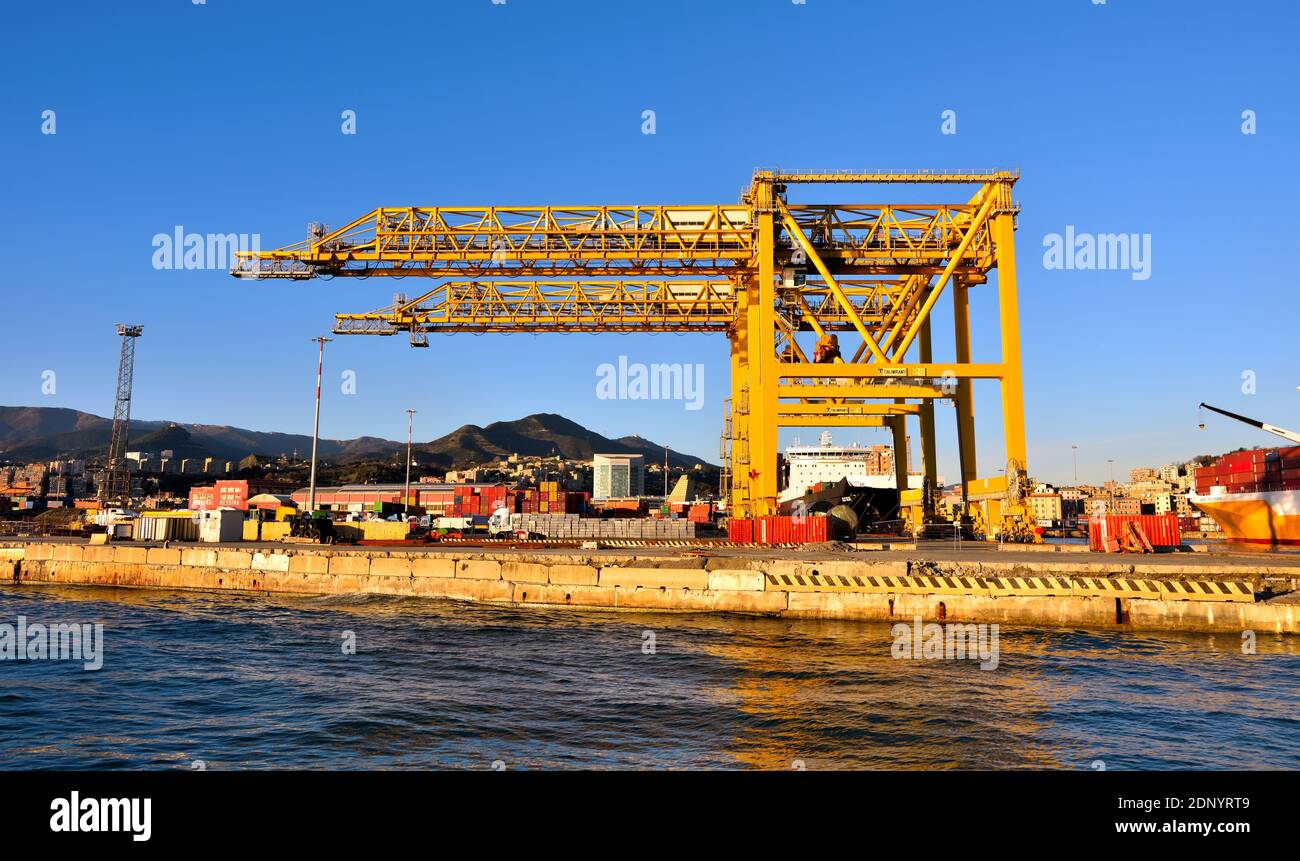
xmin=488 ymin=506 xmax=539 ymax=539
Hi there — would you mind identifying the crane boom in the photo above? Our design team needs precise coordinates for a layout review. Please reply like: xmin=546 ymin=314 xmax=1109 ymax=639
xmin=1200 ymin=403 xmax=1300 ymax=445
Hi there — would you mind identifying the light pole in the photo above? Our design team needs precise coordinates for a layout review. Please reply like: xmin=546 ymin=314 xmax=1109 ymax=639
xmin=1071 ymin=444 xmax=1078 ymax=485
xmin=307 ymin=336 xmax=332 ymax=513
xmin=405 ymin=408 xmax=417 ymax=511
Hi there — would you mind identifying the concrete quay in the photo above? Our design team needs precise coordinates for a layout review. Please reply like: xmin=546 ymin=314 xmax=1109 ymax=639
xmin=4 ymin=540 xmax=1300 ymax=635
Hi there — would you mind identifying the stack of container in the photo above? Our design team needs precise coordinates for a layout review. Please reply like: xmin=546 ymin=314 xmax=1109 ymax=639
xmin=593 ymin=498 xmax=648 ymax=515
xmin=1195 ymin=447 xmax=1300 ymax=494
xmin=686 ymin=503 xmax=713 ymax=524
xmin=419 ymin=484 xmax=512 ymax=517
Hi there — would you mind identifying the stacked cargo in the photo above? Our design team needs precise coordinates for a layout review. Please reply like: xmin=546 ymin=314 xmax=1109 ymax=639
xmin=419 ymin=487 xmax=456 ymax=514
xmin=686 ymin=502 xmax=713 ymax=524
xmin=1195 ymin=447 xmax=1300 ymax=495
xmin=537 ymin=481 xmax=561 ymax=514
xmin=418 ymin=484 xmax=510 ymax=517
xmin=593 ymin=498 xmax=648 ymax=516
xmin=1189 ymin=446 xmax=1300 ymax=544
xmin=511 ymin=487 xmax=588 ymax=514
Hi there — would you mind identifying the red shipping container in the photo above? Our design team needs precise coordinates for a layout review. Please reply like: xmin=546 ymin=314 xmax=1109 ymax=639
xmin=1088 ymin=514 xmax=1181 ymax=551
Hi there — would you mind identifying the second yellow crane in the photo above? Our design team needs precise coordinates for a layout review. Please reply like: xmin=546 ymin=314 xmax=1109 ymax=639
xmin=233 ymin=169 xmax=1035 ymax=540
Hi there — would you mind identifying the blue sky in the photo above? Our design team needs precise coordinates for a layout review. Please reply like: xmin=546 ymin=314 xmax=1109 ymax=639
xmin=1 ymin=0 xmax=1296 ymax=485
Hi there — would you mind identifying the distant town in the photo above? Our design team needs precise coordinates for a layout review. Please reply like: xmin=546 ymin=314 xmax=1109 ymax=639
xmin=0 ymin=434 xmax=711 ymax=520
xmin=0 ymin=421 xmax=1225 ymax=538
xmin=985 ymin=462 xmax=1220 ymax=536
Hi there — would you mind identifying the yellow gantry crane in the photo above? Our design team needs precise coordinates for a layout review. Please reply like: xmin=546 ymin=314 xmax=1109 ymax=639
xmin=233 ymin=169 xmax=1034 ymax=539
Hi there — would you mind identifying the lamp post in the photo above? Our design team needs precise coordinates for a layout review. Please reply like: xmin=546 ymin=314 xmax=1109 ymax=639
xmin=307 ymin=336 xmax=332 ymax=513
xmin=405 ymin=408 xmax=417 ymax=510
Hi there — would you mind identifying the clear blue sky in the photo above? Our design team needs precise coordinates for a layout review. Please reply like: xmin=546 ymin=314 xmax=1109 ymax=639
xmin=1 ymin=0 xmax=1295 ymax=485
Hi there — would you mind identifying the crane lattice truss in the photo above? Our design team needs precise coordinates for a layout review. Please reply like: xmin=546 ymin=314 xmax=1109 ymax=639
xmin=100 ymin=324 xmax=143 ymax=503
xmin=234 ymin=170 xmax=1028 ymax=529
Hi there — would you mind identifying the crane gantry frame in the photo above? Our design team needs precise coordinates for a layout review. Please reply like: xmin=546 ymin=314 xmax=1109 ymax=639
xmin=233 ymin=169 xmax=1032 ymax=537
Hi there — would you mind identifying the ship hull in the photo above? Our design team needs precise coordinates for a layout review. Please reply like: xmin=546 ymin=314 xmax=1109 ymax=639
xmin=1189 ymin=488 xmax=1300 ymax=545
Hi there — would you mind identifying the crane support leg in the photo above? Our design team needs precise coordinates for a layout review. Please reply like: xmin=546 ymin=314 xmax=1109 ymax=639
xmin=994 ymin=213 xmax=1028 ymax=475
xmin=953 ymin=281 xmax=978 ymax=486
xmin=918 ymin=318 xmax=939 ymax=514
xmin=746 ymin=209 xmax=780 ymax=516
xmin=890 ymin=414 xmax=910 ymax=507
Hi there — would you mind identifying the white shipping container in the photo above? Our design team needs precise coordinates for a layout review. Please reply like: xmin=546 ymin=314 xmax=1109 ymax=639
xmin=198 ymin=509 xmax=244 ymax=543
xmin=135 ymin=515 xmax=199 ymax=542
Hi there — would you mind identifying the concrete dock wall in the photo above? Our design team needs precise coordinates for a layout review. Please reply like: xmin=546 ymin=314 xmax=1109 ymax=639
xmin=6 ymin=542 xmax=1298 ymax=635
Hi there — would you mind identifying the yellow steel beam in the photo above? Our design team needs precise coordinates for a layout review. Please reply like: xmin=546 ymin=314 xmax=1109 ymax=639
xmin=776 ymin=201 xmax=889 ymax=363
xmin=760 ymin=169 xmax=1019 ymax=185
xmin=334 ymin=280 xmax=737 ymax=334
xmin=778 ymin=384 xmax=951 ymax=400
xmin=234 ymin=202 xmax=1005 ymax=279
xmin=775 ymin=363 xmax=1003 ymax=379
xmin=752 ymin=196 xmax=780 ymax=514
xmin=778 ymin=417 xmax=889 ymax=428
xmin=993 ymin=212 xmax=1028 ymax=475
xmin=777 ymin=403 xmax=921 ymax=416
xmin=890 ymin=189 xmax=999 ymax=360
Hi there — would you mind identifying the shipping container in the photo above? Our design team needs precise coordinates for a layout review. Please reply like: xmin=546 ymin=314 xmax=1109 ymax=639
xmin=728 ymin=515 xmax=828 ymax=544
xmin=198 ymin=509 xmax=244 ymax=543
xmin=135 ymin=514 xmax=199 ymax=541
xmin=1088 ymin=514 xmax=1180 ymax=551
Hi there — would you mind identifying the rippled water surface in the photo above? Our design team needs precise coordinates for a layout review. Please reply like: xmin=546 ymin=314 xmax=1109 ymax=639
xmin=2 ymin=584 xmax=1297 ymax=770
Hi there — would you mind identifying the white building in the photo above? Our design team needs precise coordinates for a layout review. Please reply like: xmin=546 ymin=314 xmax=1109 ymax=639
xmin=593 ymin=454 xmax=645 ymax=499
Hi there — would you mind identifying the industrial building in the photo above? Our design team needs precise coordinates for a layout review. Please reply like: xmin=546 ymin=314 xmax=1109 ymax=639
xmin=188 ymin=479 xmax=298 ymax=511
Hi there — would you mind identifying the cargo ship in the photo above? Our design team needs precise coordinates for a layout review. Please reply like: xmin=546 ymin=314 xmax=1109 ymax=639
xmin=1188 ymin=404 xmax=1300 ymax=545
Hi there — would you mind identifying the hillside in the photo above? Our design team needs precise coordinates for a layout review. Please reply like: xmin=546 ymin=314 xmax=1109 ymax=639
xmin=0 ymin=406 xmax=715 ymax=470
xmin=0 ymin=406 xmax=400 ymax=463
xmin=413 ymin=413 xmax=711 ymax=470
